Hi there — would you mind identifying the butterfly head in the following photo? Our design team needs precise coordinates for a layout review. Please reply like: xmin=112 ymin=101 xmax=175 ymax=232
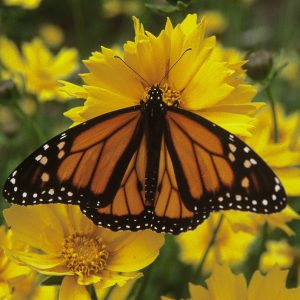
xmin=146 ymin=85 xmax=163 ymax=102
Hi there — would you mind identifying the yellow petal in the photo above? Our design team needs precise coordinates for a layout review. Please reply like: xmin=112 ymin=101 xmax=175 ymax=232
xmin=266 ymin=206 xmax=300 ymax=236
xmin=95 ymin=276 xmax=138 ymax=300
xmin=59 ymin=276 xmax=91 ymax=300
xmin=63 ymin=106 xmax=87 ymax=127
xmin=94 ymin=271 xmax=141 ymax=290
xmin=275 ymin=168 xmax=300 ymax=196
xmin=6 ymin=249 xmax=64 ymax=271
xmin=260 ymin=240 xmax=294 ymax=272
xmin=0 ymin=37 xmax=24 ymax=71
xmin=4 ymin=205 xmax=65 ymax=253
xmin=248 ymin=266 xmax=288 ymax=300
xmin=107 ymin=230 xmax=164 ymax=272
xmin=83 ymin=47 xmax=143 ymax=100
xmin=189 ymin=283 xmax=210 ymax=300
xmin=59 ymin=80 xmax=88 ymax=98
xmin=0 ymin=281 xmax=11 ymax=299
xmin=205 ymin=264 xmax=247 ymax=300
xmin=50 ymin=48 xmax=78 ymax=78
xmin=218 ymin=84 xmax=257 ymax=105
xmin=22 ymin=38 xmax=52 ymax=68
xmin=199 ymin=111 xmax=255 ymax=137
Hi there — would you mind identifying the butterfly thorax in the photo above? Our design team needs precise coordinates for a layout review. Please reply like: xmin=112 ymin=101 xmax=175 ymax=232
xmin=143 ymin=86 xmax=166 ymax=206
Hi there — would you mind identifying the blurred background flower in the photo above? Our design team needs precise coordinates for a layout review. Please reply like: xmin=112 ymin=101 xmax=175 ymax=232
xmin=3 ymin=0 xmax=42 ymax=9
xmin=200 ymin=10 xmax=228 ymax=35
xmin=176 ymin=214 xmax=255 ymax=273
xmin=39 ymin=23 xmax=65 ymax=48
xmin=0 ymin=37 xmax=79 ymax=101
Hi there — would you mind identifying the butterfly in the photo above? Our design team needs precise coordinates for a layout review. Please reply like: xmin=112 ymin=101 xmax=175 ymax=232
xmin=2 ymin=82 xmax=287 ymax=234
xmin=2 ymin=47 xmax=287 ymax=234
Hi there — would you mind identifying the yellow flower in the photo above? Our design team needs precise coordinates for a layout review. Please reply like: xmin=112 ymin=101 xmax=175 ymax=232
xmin=224 ymin=205 xmax=300 ymax=236
xmin=62 ymin=14 xmax=260 ymax=136
xmin=245 ymin=105 xmax=300 ymax=196
xmin=8 ymin=271 xmax=58 ymax=300
xmin=187 ymin=264 xmax=300 ymax=300
xmin=3 ymin=0 xmax=41 ymax=9
xmin=260 ymin=240 xmax=294 ymax=271
xmin=0 ymin=37 xmax=78 ymax=101
xmin=39 ymin=23 xmax=65 ymax=48
xmin=176 ymin=214 xmax=255 ymax=272
xmin=200 ymin=10 xmax=228 ymax=35
xmin=4 ymin=204 xmax=164 ymax=299
xmin=0 ymin=226 xmax=33 ymax=299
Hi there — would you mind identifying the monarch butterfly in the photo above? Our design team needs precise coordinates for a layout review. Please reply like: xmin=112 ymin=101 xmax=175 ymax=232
xmin=2 ymin=55 xmax=287 ymax=234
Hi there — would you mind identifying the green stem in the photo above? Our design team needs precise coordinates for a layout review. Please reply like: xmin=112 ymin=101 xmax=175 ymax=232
xmin=265 ymin=85 xmax=279 ymax=143
xmin=193 ymin=214 xmax=224 ymax=282
xmin=87 ymin=285 xmax=98 ymax=300
xmin=133 ymin=264 xmax=154 ymax=300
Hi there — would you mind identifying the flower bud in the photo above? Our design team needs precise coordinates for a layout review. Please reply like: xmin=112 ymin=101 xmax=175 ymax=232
xmin=244 ymin=50 xmax=273 ymax=81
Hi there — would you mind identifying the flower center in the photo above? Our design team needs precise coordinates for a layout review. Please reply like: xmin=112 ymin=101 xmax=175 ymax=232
xmin=143 ymin=83 xmax=181 ymax=106
xmin=61 ymin=233 xmax=108 ymax=277
xmin=161 ymin=83 xmax=181 ymax=106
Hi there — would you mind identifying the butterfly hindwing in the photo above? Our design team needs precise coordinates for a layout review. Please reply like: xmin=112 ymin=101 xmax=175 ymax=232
xmin=164 ymin=107 xmax=287 ymax=216
xmin=3 ymin=106 xmax=143 ymax=207
xmin=151 ymin=135 xmax=209 ymax=233
xmin=80 ymin=134 xmax=151 ymax=231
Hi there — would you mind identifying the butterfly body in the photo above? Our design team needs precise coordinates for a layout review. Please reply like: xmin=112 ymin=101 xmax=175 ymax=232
xmin=2 ymin=85 xmax=287 ymax=234
xmin=142 ymin=86 xmax=166 ymax=205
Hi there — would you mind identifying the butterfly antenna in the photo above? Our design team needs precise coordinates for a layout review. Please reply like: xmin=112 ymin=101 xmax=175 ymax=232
xmin=114 ymin=56 xmax=151 ymax=86
xmin=158 ymin=48 xmax=192 ymax=86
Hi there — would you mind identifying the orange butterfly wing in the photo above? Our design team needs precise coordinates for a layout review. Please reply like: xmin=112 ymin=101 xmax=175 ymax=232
xmin=164 ymin=108 xmax=287 ymax=214
xmin=3 ymin=107 xmax=144 ymax=207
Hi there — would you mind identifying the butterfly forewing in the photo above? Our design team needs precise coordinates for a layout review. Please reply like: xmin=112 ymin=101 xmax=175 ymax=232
xmin=3 ymin=106 xmax=143 ymax=207
xmin=165 ymin=107 xmax=287 ymax=216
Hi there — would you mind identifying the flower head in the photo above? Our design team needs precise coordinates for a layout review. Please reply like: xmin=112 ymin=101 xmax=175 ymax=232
xmin=0 ymin=37 xmax=78 ymax=101
xmin=0 ymin=226 xmax=51 ymax=300
xmin=200 ymin=10 xmax=228 ymax=35
xmin=187 ymin=264 xmax=300 ymax=300
xmin=245 ymin=105 xmax=300 ymax=196
xmin=260 ymin=240 xmax=294 ymax=271
xmin=176 ymin=214 xmax=255 ymax=272
xmin=62 ymin=14 xmax=260 ymax=136
xmin=39 ymin=23 xmax=65 ymax=48
xmin=4 ymin=204 xmax=164 ymax=299
xmin=224 ymin=205 xmax=300 ymax=236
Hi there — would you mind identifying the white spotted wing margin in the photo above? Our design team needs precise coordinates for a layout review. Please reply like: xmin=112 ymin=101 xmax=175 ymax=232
xmin=2 ymin=106 xmax=142 ymax=207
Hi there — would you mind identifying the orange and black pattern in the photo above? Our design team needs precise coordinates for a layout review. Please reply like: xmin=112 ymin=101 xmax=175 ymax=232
xmin=3 ymin=86 xmax=287 ymax=234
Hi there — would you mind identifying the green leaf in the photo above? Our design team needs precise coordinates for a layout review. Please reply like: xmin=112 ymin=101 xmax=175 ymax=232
xmin=146 ymin=0 xmax=192 ymax=14
xmin=145 ymin=3 xmax=180 ymax=14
